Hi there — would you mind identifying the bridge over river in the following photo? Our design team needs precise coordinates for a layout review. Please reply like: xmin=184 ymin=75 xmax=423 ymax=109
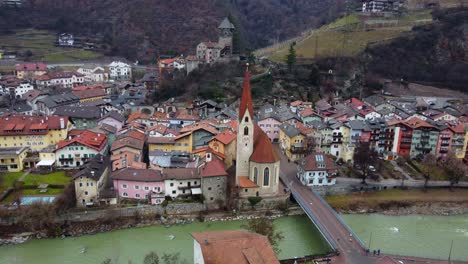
xmin=277 ymin=149 xmax=468 ymax=264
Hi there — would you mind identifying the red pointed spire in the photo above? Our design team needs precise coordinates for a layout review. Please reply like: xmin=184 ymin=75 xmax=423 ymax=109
xmin=239 ymin=69 xmax=253 ymax=120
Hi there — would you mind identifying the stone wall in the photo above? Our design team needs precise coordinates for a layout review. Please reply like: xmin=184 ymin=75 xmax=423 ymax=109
xmin=238 ymin=194 xmax=289 ymax=211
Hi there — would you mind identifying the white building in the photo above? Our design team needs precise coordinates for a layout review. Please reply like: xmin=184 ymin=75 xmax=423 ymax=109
xmin=297 ymin=153 xmax=338 ymax=186
xmin=55 ymin=131 xmax=108 ymax=168
xmin=196 ymin=42 xmax=221 ymax=64
xmin=163 ymin=168 xmax=201 ymax=199
xmin=77 ymin=65 xmax=109 ymax=83
xmin=108 ymin=61 xmax=132 ymax=81
xmin=35 ymin=71 xmax=84 ymax=88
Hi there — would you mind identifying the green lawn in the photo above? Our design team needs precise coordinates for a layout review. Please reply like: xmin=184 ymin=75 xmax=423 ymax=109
xmin=0 ymin=29 xmax=103 ymax=62
xmin=0 ymin=172 xmax=25 ymax=192
xmin=22 ymin=171 xmax=71 ymax=186
xmin=412 ymin=161 xmax=448 ymax=181
xmin=21 ymin=188 xmax=63 ymax=196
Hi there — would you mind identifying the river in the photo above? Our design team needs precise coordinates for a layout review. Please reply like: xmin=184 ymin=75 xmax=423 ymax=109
xmin=1 ymin=214 xmax=467 ymax=263
xmin=342 ymin=214 xmax=468 ymax=261
xmin=0 ymin=215 xmax=331 ymax=264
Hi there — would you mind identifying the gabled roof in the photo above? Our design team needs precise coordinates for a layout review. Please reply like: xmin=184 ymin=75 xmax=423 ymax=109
xmin=72 ymin=88 xmax=106 ymax=99
xmin=402 ymin=117 xmax=434 ymax=129
xmin=57 ymin=130 xmax=107 ymax=151
xmin=250 ymin=126 xmax=279 ymax=163
xmin=111 ymin=137 xmax=144 ymax=152
xmin=201 ymin=156 xmax=228 ymax=177
xmin=213 ymin=129 xmax=236 ymax=145
xmin=191 ymin=230 xmax=280 ymax=264
xmin=300 ymin=153 xmax=337 ymax=172
xmin=218 ymin=17 xmax=235 ymax=29
xmin=54 ymin=106 xmax=101 ymax=119
xmin=111 ymin=168 xmax=163 ymax=182
xmin=98 ymin=111 xmax=125 ymax=123
xmin=73 ymin=154 xmax=110 ymax=181
xmin=162 ymin=168 xmax=199 ymax=180
xmin=279 ymin=123 xmax=301 ymax=138
xmin=0 ymin=114 xmax=69 ymax=135
xmin=238 ymin=71 xmax=253 ymax=120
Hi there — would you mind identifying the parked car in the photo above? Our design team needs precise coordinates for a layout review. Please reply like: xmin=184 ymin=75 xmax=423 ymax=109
xmin=368 ymin=165 xmax=376 ymax=172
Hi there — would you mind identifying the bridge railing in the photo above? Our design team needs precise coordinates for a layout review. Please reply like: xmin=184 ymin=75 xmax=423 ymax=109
xmin=291 ymin=191 xmax=338 ymax=252
xmin=311 ymin=189 xmax=367 ymax=250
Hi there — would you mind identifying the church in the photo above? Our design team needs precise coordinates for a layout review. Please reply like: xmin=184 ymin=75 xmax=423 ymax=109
xmin=235 ymin=69 xmax=281 ymax=198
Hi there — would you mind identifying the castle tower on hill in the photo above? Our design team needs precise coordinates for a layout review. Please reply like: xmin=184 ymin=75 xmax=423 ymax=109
xmin=236 ymin=68 xmax=280 ymax=198
xmin=218 ymin=17 xmax=235 ymax=55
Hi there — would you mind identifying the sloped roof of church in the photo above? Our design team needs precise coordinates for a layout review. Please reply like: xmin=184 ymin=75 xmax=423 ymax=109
xmin=218 ymin=17 xmax=235 ymax=29
xmin=239 ymin=71 xmax=253 ymax=120
xmin=250 ymin=125 xmax=279 ymax=163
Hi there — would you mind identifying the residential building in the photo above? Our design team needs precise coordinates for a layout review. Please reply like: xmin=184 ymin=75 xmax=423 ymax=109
xmin=0 ymin=147 xmax=29 ymax=172
xmin=72 ymin=88 xmax=107 ymax=103
xmin=15 ymin=63 xmax=47 ymax=79
xmin=196 ymin=42 xmax=222 ymax=64
xmin=148 ymin=133 xmax=192 ymax=154
xmin=0 ymin=114 xmax=70 ymax=151
xmin=236 ymin=71 xmax=280 ymax=198
xmin=55 ymin=130 xmax=108 ymax=167
xmin=111 ymin=168 xmax=165 ymax=204
xmin=200 ymin=153 xmax=228 ymax=209
xmin=57 ymin=33 xmax=74 ymax=46
xmin=110 ymin=136 xmax=145 ymax=156
xmin=111 ymin=151 xmax=145 ymax=171
xmin=208 ymin=128 xmax=236 ymax=168
xmin=297 ymin=153 xmax=338 ymax=186
xmin=54 ymin=106 xmax=102 ymax=129
xmin=258 ymin=116 xmax=282 ymax=143
xmin=109 ymin=61 xmax=132 ymax=81
xmin=77 ymin=65 xmax=109 ymax=83
xmin=362 ymin=0 xmax=400 ymax=13
xmin=97 ymin=111 xmax=125 ymax=132
xmin=192 ymin=230 xmax=280 ymax=264
xmin=35 ymin=71 xmax=84 ymax=88
xmin=73 ymin=154 xmax=113 ymax=207
xmin=279 ymin=123 xmax=307 ymax=161
xmin=163 ymin=168 xmax=201 ymax=199
xmin=186 ymin=55 xmax=200 ymax=75
xmin=36 ymin=93 xmax=80 ymax=116
xmin=0 ymin=75 xmax=34 ymax=97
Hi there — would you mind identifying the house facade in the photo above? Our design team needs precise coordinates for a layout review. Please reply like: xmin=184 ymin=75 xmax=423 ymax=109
xmin=15 ymin=63 xmax=47 ymax=79
xmin=297 ymin=153 xmax=338 ymax=186
xmin=109 ymin=61 xmax=132 ymax=81
xmin=112 ymin=168 xmax=165 ymax=204
xmin=55 ymin=130 xmax=108 ymax=168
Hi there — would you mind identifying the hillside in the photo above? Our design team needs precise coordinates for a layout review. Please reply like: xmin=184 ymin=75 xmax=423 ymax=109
xmin=365 ymin=8 xmax=468 ymax=91
xmin=0 ymin=0 xmax=344 ymax=61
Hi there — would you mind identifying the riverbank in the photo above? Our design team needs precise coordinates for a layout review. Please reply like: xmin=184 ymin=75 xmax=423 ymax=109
xmin=325 ymin=188 xmax=468 ymax=215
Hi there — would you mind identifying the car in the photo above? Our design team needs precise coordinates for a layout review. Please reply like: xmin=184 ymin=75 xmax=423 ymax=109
xmin=368 ymin=165 xmax=376 ymax=172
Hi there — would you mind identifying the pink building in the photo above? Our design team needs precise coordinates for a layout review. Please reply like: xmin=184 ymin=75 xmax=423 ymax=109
xmin=258 ymin=117 xmax=282 ymax=142
xmin=98 ymin=111 xmax=125 ymax=132
xmin=111 ymin=168 xmax=165 ymax=204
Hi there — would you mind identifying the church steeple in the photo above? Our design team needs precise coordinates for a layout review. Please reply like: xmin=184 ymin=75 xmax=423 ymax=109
xmin=239 ymin=68 xmax=253 ymax=120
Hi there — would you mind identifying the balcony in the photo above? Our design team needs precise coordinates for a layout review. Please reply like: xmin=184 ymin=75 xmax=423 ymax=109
xmin=452 ymin=141 xmax=465 ymax=147
xmin=59 ymin=157 xmax=74 ymax=162
xmin=415 ymin=145 xmax=432 ymax=151
xmin=178 ymin=184 xmax=201 ymax=190
xmin=440 ymin=134 xmax=451 ymax=140
xmin=291 ymin=146 xmax=307 ymax=154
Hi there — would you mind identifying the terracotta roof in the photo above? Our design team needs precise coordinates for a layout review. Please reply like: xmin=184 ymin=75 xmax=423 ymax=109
xmin=402 ymin=117 xmax=433 ymax=129
xmin=118 ymin=130 xmax=146 ymax=142
xmin=111 ymin=137 xmax=144 ymax=152
xmin=180 ymin=122 xmax=218 ymax=135
xmin=300 ymin=153 xmax=337 ymax=172
xmin=296 ymin=122 xmax=314 ymax=135
xmin=147 ymin=136 xmax=176 ymax=144
xmin=290 ymin=100 xmax=303 ymax=107
xmin=193 ymin=147 xmax=226 ymax=159
xmin=191 ymin=230 xmax=279 ymax=264
xmin=15 ymin=63 xmax=47 ymax=72
xmin=57 ymin=130 xmax=108 ymax=151
xmin=22 ymin=90 xmax=44 ymax=102
xmin=213 ymin=129 xmax=236 ymax=145
xmin=448 ymin=122 xmax=466 ymax=134
xmin=299 ymin=108 xmax=318 ymax=118
xmin=111 ymin=168 xmax=163 ymax=182
xmin=127 ymin=112 xmax=150 ymax=123
xmin=226 ymin=119 xmax=238 ymax=132
xmin=0 ymin=114 xmax=68 ymax=135
xmin=238 ymin=71 xmax=253 ymax=120
xmin=201 ymin=156 xmax=228 ymax=177
xmin=72 ymin=88 xmax=106 ymax=99
xmin=238 ymin=176 xmax=258 ymax=188
xmin=250 ymin=126 xmax=279 ymax=163
xmin=162 ymin=168 xmax=199 ymax=180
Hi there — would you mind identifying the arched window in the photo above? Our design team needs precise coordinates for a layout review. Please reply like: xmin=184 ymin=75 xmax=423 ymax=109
xmin=244 ymin=126 xmax=249 ymax=136
xmin=245 ymin=116 xmax=249 ymax=122
xmin=263 ymin=167 xmax=270 ymax=186
xmin=253 ymin=167 xmax=258 ymax=184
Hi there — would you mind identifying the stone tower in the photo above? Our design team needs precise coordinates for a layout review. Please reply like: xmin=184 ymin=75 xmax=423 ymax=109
xmin=218 ymin=17 xmax=235 ymax=55
xmin=235 ymin=70 xmax=254 ymax=184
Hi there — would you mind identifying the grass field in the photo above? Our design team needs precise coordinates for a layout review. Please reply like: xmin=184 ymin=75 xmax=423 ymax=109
xmin=269 ymin=10 xmax=433 ymax=62
xmin=22 ymin=171 xmax=71 ymax=186
xmin=0 ymin=29 xmax=103 ymax=62
xmin=0 ymin=172 xmax=24 ymax=192
xmin=326 ymin=189 xmax=468 ymax=210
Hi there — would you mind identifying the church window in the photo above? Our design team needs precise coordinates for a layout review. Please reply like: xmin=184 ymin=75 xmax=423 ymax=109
xmin=253 ymin=167 xmax=258 ymax=184
xmin=245 ymin=117 xmax=249 ymax=122
xmin=244 ymin=127 xmax=249 ymax=136
xmin=263 ymin=168 xmax=270 ymax=186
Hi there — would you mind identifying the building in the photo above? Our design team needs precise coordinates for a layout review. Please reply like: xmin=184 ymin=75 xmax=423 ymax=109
xmin=208 ymin=128 xmax=236 ymax=168
xmin=35 ymin=71 xmax=84 ymax=88
xmin=36 ymin=93 xmax=80 ymax=116
xmin=108 ymin=61 xmax=132 ymax=81
xmin=72 ymin=88 xmax=107 ymax=103
xmin=77 ymin=65 xmax=109 ymax=83
xmin=55 ymin=130 xmax=108 ymax=168
xmin=0 ymin=114 xmax=70 ymax=151
xmin=362 ymin=0 xmax=400 ymax=13
xmin=279 ymin=123 xmax=307 ymax=161
xmin=148 ymin=133 xmax=192 ymax=154
xmin=15 ymin=63 xmax=47 ymax=79
xmin=196 ymin=42 xmax=222 ymax=64
xmin=111 ymin=168 xmax=165 ymax=204
xmin=393 ymin=117 xmax=439 ymax=158
xmin=0 ymin=75 xmax=34 ymax=98
xmin=98 ymin=111 xmax=125 ymax=132
xmin=192 ymin=230 xmax=280 ymax=264
xmin=297 ymin=153 xmax=338 ymax=186
xmin=236 ymin=70 xmax=280 ymax=198
xmin=54 ymin=106 xmax=102 ymax=129
xmin=0 ymin=147 xmax=29 ymax=172
xmin=111 ymin=151 xmax=145 ymax=171
xmin=57 ymin=33 xmax=74 ymax=46
xmin=218 ymin=17 xmax=235 ymax=55
xmin=163 ymin=168 xmax=201 ymax=199
xmin=73 ymin=154 xmax=112 ymax=207
xmin=200 ymin=153 xmax=228 ymax=209
xmin=186 ymin=55 xmax=200 ymax=75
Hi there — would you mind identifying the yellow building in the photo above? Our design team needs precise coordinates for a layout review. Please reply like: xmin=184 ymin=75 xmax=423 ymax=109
xmin=0 ymin=147 xmax=29 ymax=172
xmin=0 ymin=115 xmax=71 ymax=151
xmin=72 ymin=88 xmax=107 ymax=103
xmin=148 ymin=133 xmax=193 ymax=153
xmin=208 ymin=129 xmax=237 ymax=168
xmin=15 ymin=63 xmax=48 ymax=79
xmin=279 ymin=123 xmax=307 ymax=161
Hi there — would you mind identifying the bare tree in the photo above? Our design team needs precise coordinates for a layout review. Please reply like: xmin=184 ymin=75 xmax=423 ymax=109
xmin=444 ymin=152 xmax=466 ymax=191
xmin=353 ymin=142 xmax=378 ymax=184
xmin=241 ymin=217 xmax=284 ymax=253
xmin=421 ymin=153 xmax=436 ymax=191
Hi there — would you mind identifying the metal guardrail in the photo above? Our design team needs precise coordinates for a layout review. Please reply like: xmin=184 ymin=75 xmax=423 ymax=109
xmin=311 ymin=190 xmax=367 ymax=250
xmin=290 ymin=191 xmax=338 ymax=251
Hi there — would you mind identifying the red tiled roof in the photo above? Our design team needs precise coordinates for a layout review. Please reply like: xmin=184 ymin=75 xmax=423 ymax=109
xmin=238 ymin=176 xmax=258 ymax=188
xmin=213 ymin=129 xmax=236 ymax=145
xmin=299 ymin=108 xmax=317 ymax=118
xmin=22 ymin=90 xmax=43 ymax=102
xmin=111 ymin=137 xmax=144 ymax=152
xmin=226 ymin=119 xmax=238 ymax=132
xmin=15 ymin=63 xmax=47 ymax=72
xmin=193 ymin=147 xmax=226 ymax=159
xmin=300 ymin=153 xmax=337 ymax=172
xmin=0 ymin=115 xmax=68 ymax=135
xmin=57 ymin=130 xmax=108 ymax=151
xmin=201 ymin=156 xmax=228 ymax=177
xmin=238 ymin=71 xmax=253 ymax=121
xmin=296 ymin=122 xmax=314 ymax=135
xmin=402 ymin=117 xmax=433 ymax=129
xmin=250 ymin=126 xmax=279 ymax=163
xmin=181 ymin=122 xmax=218 ymax=135
xmin=290 ymin=100 xmax=303 ymax=107
xmin=72 ymin=88 xmax=106 ymax=99
xmin=191 ymin=230 xmax=280 ymax=264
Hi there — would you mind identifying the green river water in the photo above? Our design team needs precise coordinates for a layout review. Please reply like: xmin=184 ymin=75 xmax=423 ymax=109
xmin=0 ymin=214 xmax=467 ymax=263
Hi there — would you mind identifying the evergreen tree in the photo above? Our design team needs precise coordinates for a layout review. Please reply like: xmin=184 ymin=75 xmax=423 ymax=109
xmin=228 ymin=14 xmax=242 ymax=54
xmin=309 ymin=64 xmax=320 ymax=87
xmin=285 ymin=43 xmax=297 ymax=72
